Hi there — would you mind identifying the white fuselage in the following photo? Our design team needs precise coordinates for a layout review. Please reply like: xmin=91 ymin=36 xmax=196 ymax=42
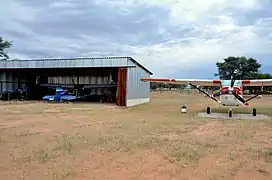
xmin=219 ymin=94 xmax=243 ymax=106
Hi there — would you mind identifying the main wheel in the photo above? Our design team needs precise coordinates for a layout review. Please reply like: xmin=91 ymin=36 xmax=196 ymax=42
xmin=207 ymin=107 xmax=211 ymax=114
xmin=252 ymin=108 xmax=257 ymax=116
xmin=228 ymin=110 xmax=232 ymax=117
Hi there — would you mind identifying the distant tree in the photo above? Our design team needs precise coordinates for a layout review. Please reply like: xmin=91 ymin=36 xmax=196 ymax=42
xmin=247 ymin=72 xmax=272 ymax=79
xmin=150 ymin=82 xmax=184 ymax=91
xmin=150 ymin=82 xmax=159 ymax=90
xmin=168 ymin=84 xmax=180 ymax=90
xmin=0 ymin=37 xmax=12 ymax=60
xmin=215 ymin=56 xmax=261 ymax=79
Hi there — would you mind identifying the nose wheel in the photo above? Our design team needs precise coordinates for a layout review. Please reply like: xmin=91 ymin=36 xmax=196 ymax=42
xmin=207 ymin=107 xmax=211 ymax=114
xmin=228 ymin=109 xmax=232 ymax=117
xmin=252 ymin=108 xmax=257 ymax=116
xmin=227 ymin=107 xmax=233 ymax=117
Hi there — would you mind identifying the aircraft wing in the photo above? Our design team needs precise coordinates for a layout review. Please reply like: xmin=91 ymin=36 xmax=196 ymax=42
xmin=242 ymin=79 xmax=272 ymax=86
xmin=140 ymin=78 xmax=221 ymax=86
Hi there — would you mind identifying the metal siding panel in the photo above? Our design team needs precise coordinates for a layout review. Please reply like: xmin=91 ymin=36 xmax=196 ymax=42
xmin=90 ymin=76 xmax=96 ymax=84
xmin=12 ymin=74 xmax=19 ymax=89
xmin=18 ymin=75 xmax=26 ymax=89
xmin=48 ymin=76 xmax=80 ymax=84
xmin=78 ymin=76 xmax=84 ymax=84
xmin=70 ymin=76 xmax=77 ymax=84
xmin=6 ymin=72 xmax=12 ymax=90
xmin=126 ymin=65 xmax=150 ymax=100
xmin=0 ymin=72 xmax=7 ymax=92
xmin=36 ymin=60 xmax=43 ymax=68
xmin=0 ymin=57 xmax=138 ymax=69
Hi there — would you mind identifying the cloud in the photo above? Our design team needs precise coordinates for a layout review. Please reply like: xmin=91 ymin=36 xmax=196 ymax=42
xmin=1 ymin=0 xmax=272 ymax=78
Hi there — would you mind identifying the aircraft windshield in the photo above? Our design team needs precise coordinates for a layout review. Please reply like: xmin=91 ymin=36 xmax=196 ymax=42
xmin=221 ymin=80 xmax=242 ymax=86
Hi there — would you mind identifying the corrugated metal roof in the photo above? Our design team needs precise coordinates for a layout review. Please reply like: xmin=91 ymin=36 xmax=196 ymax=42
xmin=0 ymin=56 xmax=153 ymax=75
xmin=128 ymin=57 xmax=153 ymax=75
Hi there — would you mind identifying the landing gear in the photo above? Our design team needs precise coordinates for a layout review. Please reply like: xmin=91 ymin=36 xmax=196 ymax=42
xmin=252 ymin=108 xmax=257 ymax=116
xmin=228 ymin=107 xmax=232 ymax=117
xmin=207 ymin=107 xmax=211 ymax=114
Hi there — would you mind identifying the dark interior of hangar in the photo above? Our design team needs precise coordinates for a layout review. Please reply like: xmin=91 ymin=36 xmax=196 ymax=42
xmin=0 ymin=67 xmax=127 ymax=106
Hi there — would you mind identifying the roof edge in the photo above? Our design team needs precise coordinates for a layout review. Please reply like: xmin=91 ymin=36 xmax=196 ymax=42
xmin=3 ymin=56 xmax=153 ymax=75
xmin=5 ymin=56 xmax=130 ymax=61
xmin=128 ymin=57 xmax=153 ymax=75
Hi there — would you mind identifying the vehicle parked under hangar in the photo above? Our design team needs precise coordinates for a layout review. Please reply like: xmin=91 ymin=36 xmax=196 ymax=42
xmin=0 ymin=57 xmax=152 ymax=107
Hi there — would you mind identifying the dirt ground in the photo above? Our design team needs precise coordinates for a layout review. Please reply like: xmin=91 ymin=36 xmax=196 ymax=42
xmin=0 ymin=91 xmax=271 ymax=180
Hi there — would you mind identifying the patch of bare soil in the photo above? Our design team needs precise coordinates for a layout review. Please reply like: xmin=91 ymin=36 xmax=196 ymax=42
xmin=183 ymin=153 xmax=229 ymax=179
xmin=74 ymin=151 xmax=182 ymax=180
xmin=74 ymin=150 xmax=272 ymax=180
xmin=189 ymin=121 xmax=224 ymax=136
xmin=0 ymin=115 xmax=43 ymax=129
xmin=233 ymin=162 xmax=271 ymax=180
xmin=0 ymin=93 xmax=272 ymax=180
xmin=190 ymin=155 xmax=271 ymax=180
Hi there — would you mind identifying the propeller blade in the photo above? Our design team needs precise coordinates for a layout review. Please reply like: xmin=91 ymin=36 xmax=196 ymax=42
xmin=71 ymin=79 xmax=75 ymax=86
xmin=230 ymin=75 xmax=235 ymax=88
xmin=233 ymin=93 xmax=247 ymax=105
xmin=230 ymin=79 xmax=235 ymax=88
xmin=230 ymin=69 xmax=238 ymax=88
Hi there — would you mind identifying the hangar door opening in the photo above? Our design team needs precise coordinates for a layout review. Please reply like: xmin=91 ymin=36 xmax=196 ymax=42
xmin=116 ymin=68 xmax=127 ymax=106
xmin=23 ymin=68 xmax=120 ymax=103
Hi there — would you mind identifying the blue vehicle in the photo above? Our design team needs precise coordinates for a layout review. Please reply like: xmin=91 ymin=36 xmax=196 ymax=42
xmin=41 ymin=79 xmax=117 ymax=102
xmin=42 ymin=78 xmax=86 ymax=102
xmin=42 ymin=86 xmax=89 ymax=102
xmin=42 ymin=87 xmax=68 ymax=102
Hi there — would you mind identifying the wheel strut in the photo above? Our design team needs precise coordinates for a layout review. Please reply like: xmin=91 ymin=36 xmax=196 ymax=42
xmin=228 ymin=107 xmax=232 ymax=117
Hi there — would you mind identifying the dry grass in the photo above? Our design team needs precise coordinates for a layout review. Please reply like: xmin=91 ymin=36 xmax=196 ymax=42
xmin=0 ymin=91 xmax=271 ymax=180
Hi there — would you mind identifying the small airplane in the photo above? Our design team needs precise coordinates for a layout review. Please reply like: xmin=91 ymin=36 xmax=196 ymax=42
xmin=41 ymin=79 xmax=89 ymax=102
xmin=41 ymin=79 xmax=117 ymax=102
xmin=42 ymin=86 xmax=70 ymax=102
xmin=141 ymin=70 xmax=272 ymax=117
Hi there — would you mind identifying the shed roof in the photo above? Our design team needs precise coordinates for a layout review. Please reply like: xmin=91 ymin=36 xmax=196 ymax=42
xmin=0 ymin=56 xmax=153 ymax=75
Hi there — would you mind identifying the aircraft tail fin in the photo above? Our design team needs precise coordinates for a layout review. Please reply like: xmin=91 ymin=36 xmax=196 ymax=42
xmin=56 ymin=87 xmax=64 ymax=92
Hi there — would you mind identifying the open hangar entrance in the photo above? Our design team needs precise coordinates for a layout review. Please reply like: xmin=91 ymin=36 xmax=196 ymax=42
xmin=0 ymin=57 xmax=152 ymax=107
xmin=0 ymin=67 xmax=128 ymax=106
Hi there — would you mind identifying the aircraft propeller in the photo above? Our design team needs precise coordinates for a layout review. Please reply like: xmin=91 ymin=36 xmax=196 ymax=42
xmin=70 ymin=78 xmax=86 ymax=97
xmin=228 ymin=70 xmax=247 ymax=105
xmin=229 ymin=70 xmax=262 ymax=106
xmin=71 ymin=79 xmax=85 ymax=90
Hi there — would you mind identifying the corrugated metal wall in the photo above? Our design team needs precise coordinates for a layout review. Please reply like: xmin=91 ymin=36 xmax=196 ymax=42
xmin=0 ymin=72 xmax=6 ymax=92
xmin=126 ymin=65 xmax=151 ymax=100
xmin=47 ymin=75 xmax=113 ymax=95
xmin=0 ymin=57 xmax=133 ymax=69
xmin=47 ymin=75 xmax=112 ymax=84
xmin=0 ymin=72 xmax=26 ymax=92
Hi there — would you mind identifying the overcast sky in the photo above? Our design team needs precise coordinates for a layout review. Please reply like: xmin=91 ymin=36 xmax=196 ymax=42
xmin=1 ymin=0 xmax=272 ymax=78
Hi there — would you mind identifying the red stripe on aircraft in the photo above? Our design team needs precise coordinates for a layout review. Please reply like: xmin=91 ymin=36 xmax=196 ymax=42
xmin=242 ymin=80 xmax=250 ymax=84
xmin=140 ymin=78 xmax=171 ymax=82
xmin=213 ymin=80 xmax=221 ymax=84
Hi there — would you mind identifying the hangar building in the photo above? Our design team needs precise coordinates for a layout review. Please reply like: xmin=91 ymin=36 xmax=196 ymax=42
xmin=0 ymin=57 xmax=152 ymax=107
